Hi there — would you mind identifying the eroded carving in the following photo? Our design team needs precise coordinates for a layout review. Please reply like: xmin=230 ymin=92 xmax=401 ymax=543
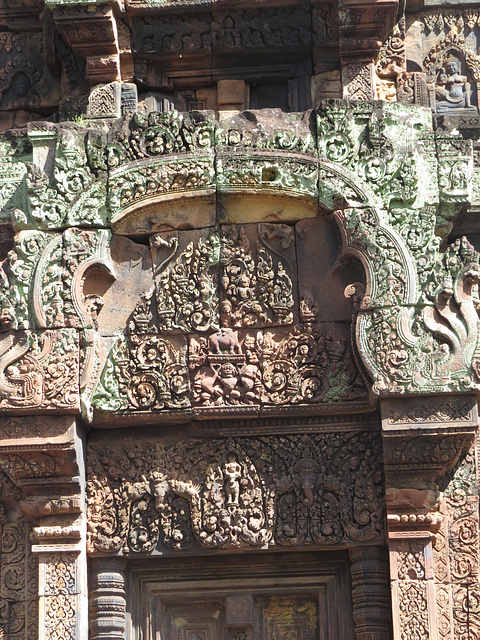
xmin=87 ymin=431 xmax=384 ymax=554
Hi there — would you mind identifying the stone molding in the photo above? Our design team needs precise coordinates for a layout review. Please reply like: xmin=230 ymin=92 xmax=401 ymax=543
xmin=381 ymin=395 xmax=479 ymax=640
xmin=0 ymin=415 xmax=88 ymax=640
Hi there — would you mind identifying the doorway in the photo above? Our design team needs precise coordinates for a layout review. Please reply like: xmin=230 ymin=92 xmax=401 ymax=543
xmin=128 ymin=551 xmax=355 ymax=640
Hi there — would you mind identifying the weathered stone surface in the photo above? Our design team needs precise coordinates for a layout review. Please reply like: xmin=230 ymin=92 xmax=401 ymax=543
xmin=0 ymin=329 xmax=79 ymax=413
xmin=108 ymin=110 xmax=216 ymax=236
xmin=150 ymin=227 xmax=220 ymax=334
xmin=296 ymin=216 xmax=363 ymax=323
xmin=6 ymin=3 xmax=480 ymax=640
xmin=93 ymin=333 xmax=191 ymax=415
xmin=96 ymin=234 xmax=152 ymax=337
xmin=216 ymin=109 xmax=318 ymax=223
xmin=220 ymin=223 xmax=297 ymax=328
xmin=87 ymin=429 xmax=384 ymax=554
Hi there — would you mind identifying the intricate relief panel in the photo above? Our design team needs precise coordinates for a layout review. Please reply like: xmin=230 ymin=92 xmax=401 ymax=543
xmin=189 ymin=328 xmax=262 ymax=409
xmin=189 ymin=323 xmax=367 ymax=412
xmin=405 ymin=9 xmax=480 ymax=112
xmin=150 ymin=229 xmax=220 ymax=333
xmin=0 ymin=227 xmax=113 ymax=333
xmin=220 ymin=224 xmax=296 ymax=328
xmin=86 ymin=431 xmax=384 ymax=555
xmin=0 ymin=471 xmax=38 ymax=640
xmin=212 ymin=7 xmax=310 ymax=51
xmin=107 ymin=110 xmax=215 ymax=224
xmin=93 ymin=333 xmax=190 ymax=414
xmin=131 ymin=13 xmax=211 ymax=56
xmin=0 ymin=33 xmax=60 ymax=114
xmin=0 ymin=329 xmax=79 ymax=412
xmin=26 ymin=127 xmax=108 ymax=230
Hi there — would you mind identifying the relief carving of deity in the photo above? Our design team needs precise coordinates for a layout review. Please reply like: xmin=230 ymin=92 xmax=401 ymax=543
xmin=435 ymin=56 xmax=472 ymax=112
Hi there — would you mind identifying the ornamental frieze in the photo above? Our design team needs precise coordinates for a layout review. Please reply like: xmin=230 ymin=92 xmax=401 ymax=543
xmin=86 ymin=431 xmax=384 ymax=555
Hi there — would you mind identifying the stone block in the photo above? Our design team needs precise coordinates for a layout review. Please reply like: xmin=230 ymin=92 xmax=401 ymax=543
xmin=88 ymin=82 xmax=122 ymax=119
xmin=296 ymin=217 xmax=362 ymax=323
xmin=311 ymin=71 xmax=342 ymax=102
xmin=150 ymin=228 xmax=220 ymax=334
xmin=220 ymin=223 xmax=297 ymax=328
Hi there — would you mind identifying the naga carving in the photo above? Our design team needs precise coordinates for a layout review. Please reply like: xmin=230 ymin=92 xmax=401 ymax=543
xmin=0 ymin=103 xmax=477 ymax=415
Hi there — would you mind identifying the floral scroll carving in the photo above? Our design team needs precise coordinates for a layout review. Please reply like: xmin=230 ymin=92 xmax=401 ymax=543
xmin=0 ymin=471 xmax=38 ymax=640
xmin=150 ymin=229 xmax=220 ymax=333
xmin=220 ymin=224 xmax=295 ymax=328
xmin=87 ymin=431 xmax=384 ymax=555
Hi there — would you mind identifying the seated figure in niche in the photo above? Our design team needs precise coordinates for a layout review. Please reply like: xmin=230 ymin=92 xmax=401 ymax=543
xmin=435 ymin=55 xmax=472 ymax=111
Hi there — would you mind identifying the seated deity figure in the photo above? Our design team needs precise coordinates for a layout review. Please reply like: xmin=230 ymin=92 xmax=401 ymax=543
xmin=435 ymin=55 xmax=471 ymax=111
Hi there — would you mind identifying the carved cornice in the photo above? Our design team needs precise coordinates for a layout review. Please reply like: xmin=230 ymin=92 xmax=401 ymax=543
xmin=381 ymin=394 xmax=478 ymax=533
xmin=339 ymin=0 xmax=399 ymax=63
xmin=0 ymin=415 xmax=84 ymax=518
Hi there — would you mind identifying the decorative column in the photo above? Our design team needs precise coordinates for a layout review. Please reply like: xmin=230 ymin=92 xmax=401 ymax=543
xmin=0 ymin=415 xmax=88 ymax=640
xmin=89 ymin=558 xmax=127 ymax=640
xmin=381 ymin=395 xmax=478 ymax=640
xmin=349 ymin=546 xmax=392 ymax=640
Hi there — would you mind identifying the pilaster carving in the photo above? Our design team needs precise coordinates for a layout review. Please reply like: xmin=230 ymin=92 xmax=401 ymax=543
xmin=381 ymin=395 xmax=478 ymax=640
xmin=0 ymin=415 xmax=87 ymax=640
xmin=343 ymin=63 xmax=376 ymax=101
xmin=34 ymin=539 xmax=87 ymax=640
xmin=0 ymin=470 xmax=38 ymax=640
xmin=389 ymin=534 xmax=437 ymax=640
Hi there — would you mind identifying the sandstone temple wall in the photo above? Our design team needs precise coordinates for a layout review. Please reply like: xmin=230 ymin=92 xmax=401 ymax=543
xmin=0 ymin=1 xmax=480 ymax=639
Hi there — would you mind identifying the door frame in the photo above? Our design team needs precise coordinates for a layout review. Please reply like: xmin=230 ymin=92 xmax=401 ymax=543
xmin=127 ymin=550 xmax=355 ymax=640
